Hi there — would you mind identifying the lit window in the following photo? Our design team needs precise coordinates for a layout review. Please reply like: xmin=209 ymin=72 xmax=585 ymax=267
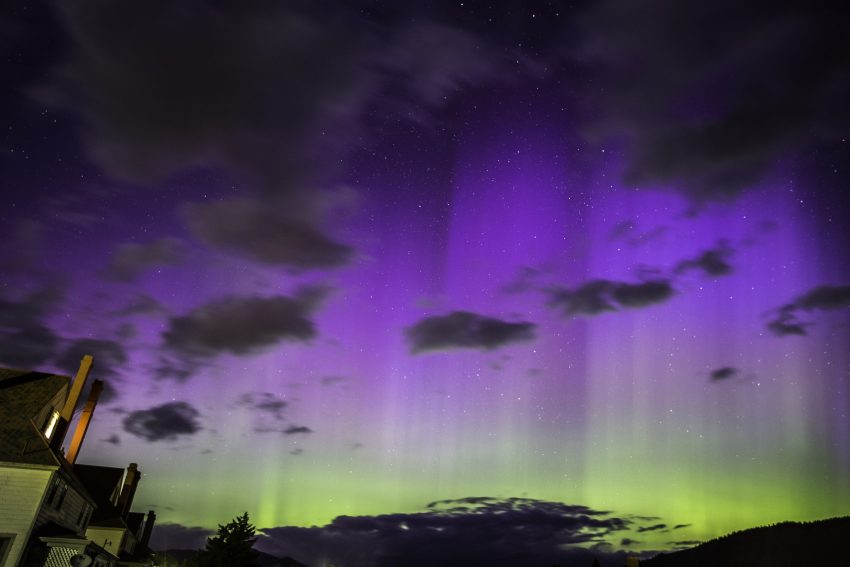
xmin=44 ymin=411 xmax=60 ymax=439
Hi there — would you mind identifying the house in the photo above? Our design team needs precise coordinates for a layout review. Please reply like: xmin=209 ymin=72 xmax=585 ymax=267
xmin=0 ymin=356 xmax=157 ymax=567
xmin=75 ymin=463 xmax=156 ymax=566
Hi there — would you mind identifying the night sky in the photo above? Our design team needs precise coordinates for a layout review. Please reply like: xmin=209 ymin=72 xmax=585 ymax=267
xmin=2 ymin=1 xmax=849 ymax=566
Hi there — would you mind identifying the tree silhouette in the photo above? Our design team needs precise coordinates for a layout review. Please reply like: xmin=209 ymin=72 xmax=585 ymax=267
xmin=194 ymin=512 xmax=259 ymax=567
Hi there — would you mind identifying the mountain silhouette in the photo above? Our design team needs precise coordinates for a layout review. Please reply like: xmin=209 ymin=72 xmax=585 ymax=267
xmin=155 ymin=548 xmax=307 ymax=567
xmin=644 ymin=516 xmax=850 ymax=566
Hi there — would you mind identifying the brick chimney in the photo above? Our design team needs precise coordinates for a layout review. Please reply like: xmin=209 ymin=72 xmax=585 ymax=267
xmin=66 ymin=380 xmax=103 ymax=465
xmin=140 ymin=510 xmax=156 ymax=548
xmin=118 ymin=463 xmax=141 ymax=519
xmin=51 ymin=355 xmax=94 ymax=451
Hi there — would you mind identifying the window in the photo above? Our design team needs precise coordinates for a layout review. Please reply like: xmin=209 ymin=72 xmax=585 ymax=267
xmin=77 ymin=505 xmax=88 ymax=526
xmin=0 ymin=534 xmax=15 ymax=567
xmin=46 ymin=478 xmax=60 ymax=505
xmin=77 ymin=507 xmax=92 ymax=530
xmin=55 ymin=483 xmax=68 ymax=509
xmin=43 ymin=411 xmax=60 ymax=439
xmin=46 ymin=477 xmax=68 ymax=510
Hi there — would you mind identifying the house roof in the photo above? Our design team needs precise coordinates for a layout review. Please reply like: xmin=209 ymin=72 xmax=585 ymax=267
xmin=0 ymin=367 xmax=98 ymax=507
xmin=127 ymin=512 xmax=145 ymax=535
xmin=75 ymin=464 xmax=125 ymax=506
xmin=0 ymin=367 xmax=69 ymax=467
xmin=75 ymin=463 xmax=130 ymax=527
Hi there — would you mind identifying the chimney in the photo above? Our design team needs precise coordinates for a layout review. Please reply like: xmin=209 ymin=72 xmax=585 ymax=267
xmin=51 ymin=355 xmax=94 ymax=450
xmin=140 ymin=510 xmax=156 ymax=548
xmin=62 ymin=355 xmax=94 ymax=421
xmin=66 ymin=380 xmax=103 ymax=465
xmin=118 ymin=463 xmax=141 ymax=519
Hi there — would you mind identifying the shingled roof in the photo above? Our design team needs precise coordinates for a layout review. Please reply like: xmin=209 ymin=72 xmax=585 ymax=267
xmin=0 ymin=367 xmax=69 ymax=467
xmin=0 ymin=367 xmax=99 ymax=508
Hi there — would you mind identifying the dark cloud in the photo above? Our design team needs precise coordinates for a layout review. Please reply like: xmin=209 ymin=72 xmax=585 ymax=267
xmin=290 ymin=448 xmax=304 ymax=456
xmin=610 ymin=221 xmax=670 ymax=249
xmin=235 ymin=392 xmax=287 ymax=418
xmin=610 ymin=220 xmax=636 ymax=241
xmin=102 ymin=434 xmax=120 ymax=445
xmin=629 ymin=226 xmax=669 ymax=248
xmin=0 ymin=285 xmax=65 ymax=369
xmin=112 ymin=294 xmax=168 ymax=316
xmin=794 ymin=285 xmax=850 ymax=311
xmin=611 ymin=281 xmax=674 ymax=308
xmin=320 ymin=375 xmax=347 ymax=386
xmin=240 ymin=396 xmax=312 ymax=436
xmin=152 ymin=359 xmax=194 ymax=382
xmin=47 ymin=2 xmax=360 ymax=183
xmin=637 ymin=523 xmax=668 ymax=533
xmin=104 ymin=238 xmax=185 ymax=282
xmin=621 ymin=538 xmax=640 ymax=546
xmin=116 ymin=323 xmax=136 ymax=339
xmin=628 ymin=515 xmax=663 ymax=522
xmin=405 ymin=311 xmax=535 ymax=354
xmin=579 ymin=1 xmax=849 ymax=200
xmin=123 ymin=401 xmax=202 ymax=442
xmin=548 ymin=279 xmax=674 ymax=317
xmin=0 ymin=220 xmax=44 ymax=275
xmin=46 ymin=3 xmax=513 ymax=185
xmin=766 ymin=307 xmax=809 ymax=337
xmin=673 ymin=524 xmax=692 ymax=530
xmin=186 ymin=200 xmax=352 ymax=269
xmin=632 ymin=266 xmax=665 ymax=282
xmin=258 ymin=497 xmax=650 ymax=567
xmin=675 ymin=242 xmax=734 ymax=277
xmin=148 ymin=523 xmax=214 ymax=551
xmin=54 ymin=338 xmax=128 ymax=405
xmin=253 ymin=423 xmax=313 ymax=436
xmin=766 ymin=284 xmax=850 ymax=336
xmin=549 ymin=280 xmax=618 ymax=316
xmin=55 ymin=337 xmax=126 ymax=373
xmin=43 ymin=3 xmax=521 ymax=268
xmin=163 ymin=287 xmax=328 ymax=358
xmin=710 ymin=367 xmax=738 ymax=381
xmin=0 ymin=323 xmax=61 ymax=369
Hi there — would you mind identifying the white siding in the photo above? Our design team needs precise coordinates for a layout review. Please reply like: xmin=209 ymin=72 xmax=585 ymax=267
xmin=0 ymin=466 xmax=52 ymax=567
xmin=121 ymin=530 xmax=138 ymax=555
xmin=84 ymin=527 xmax=125 ymax=559
xmin=36 ymin=477 xmax=90 ymax=535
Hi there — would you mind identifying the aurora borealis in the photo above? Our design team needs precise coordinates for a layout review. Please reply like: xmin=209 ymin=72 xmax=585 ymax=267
xmin=2 ymin=1 xmax=849 ymax=565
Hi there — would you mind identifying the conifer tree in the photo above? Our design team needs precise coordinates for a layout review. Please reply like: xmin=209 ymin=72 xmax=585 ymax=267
xmin=194 ymin=512 xmax=260 ymax=567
